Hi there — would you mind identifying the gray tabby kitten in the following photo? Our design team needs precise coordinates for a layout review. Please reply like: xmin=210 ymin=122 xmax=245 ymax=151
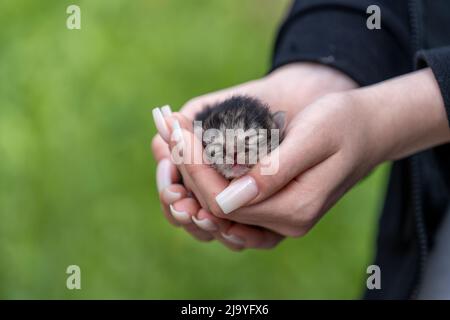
xmin=194 ymin=96 xmax=286 ymax=179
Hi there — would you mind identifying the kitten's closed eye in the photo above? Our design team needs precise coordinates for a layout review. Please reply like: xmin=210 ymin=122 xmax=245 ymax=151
xmin=194 ymin=95 xmax=285 ymax=179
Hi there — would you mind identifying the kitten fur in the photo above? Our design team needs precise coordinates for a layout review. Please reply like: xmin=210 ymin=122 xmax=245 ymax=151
xmin=194 ymin=95 xmax=285 ymax=179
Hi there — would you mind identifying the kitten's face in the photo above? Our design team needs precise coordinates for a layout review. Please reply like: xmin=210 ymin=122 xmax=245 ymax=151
xmin=195 ymin=96 xmax=285 ymax=179
xmin=203 ymin=127 xmax=268 ymax=179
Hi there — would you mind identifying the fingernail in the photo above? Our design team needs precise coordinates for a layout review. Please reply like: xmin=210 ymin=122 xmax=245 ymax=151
xmin=169 ymin=205 xmax=191 ymax=223
xmin=162 ymin=188 xmax=181 ymax=204
xmin=156 ymin=158 xmax=172 ymax=192
xmin=152 ymin=107 xmax=170 ymax=141
xmin=215 ymin=176 xmax=258 ymax=214
xmin=192 ymin=216 xmax=218 ymax=232
xmin=172 ymin=120 xmax=183 ymax=143
xmin=221 ymin=232 xmax=245 ymax=246
xmin=161 ymin=105 xmax=172 ymax=117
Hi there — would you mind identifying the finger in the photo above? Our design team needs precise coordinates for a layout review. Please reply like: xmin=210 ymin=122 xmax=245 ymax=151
xmin=192 ymin=209 xmax=231 ymax=233
xmin=221 ymin=223 xmax=284 ymax=250
xmin=258 ymin=229 xmax=285 ymax=249
xmin=161 ymin=202 xmax=215 ymax=242
xmin=151 ymin=104 xmax=173 ymax=159
xmin=193 ymin=209 xmax=283 ymax=250
xmin=156 ymin=158 xmax=182 ymax=227
xmin=168 ymin=197 xmax=200 ymax=225
xmin=151 ymin=105 xmax=173 ymax=143
xmin=182 ymin=223 xmax=214 ymax=242
xmin=156 ymin=158 xmax=180 ymax=193
xmin=167 ymin=195 xmax=215 ymax=242
xmin=161 ymin=184 xmax=188 ymax=205
xmin=191 ymin=209 xmax=244 ymax=251
xmin=151 ymin=134 xmax=171 ymax=162
xmin=159 ymin=201 xmax=181 ymax=227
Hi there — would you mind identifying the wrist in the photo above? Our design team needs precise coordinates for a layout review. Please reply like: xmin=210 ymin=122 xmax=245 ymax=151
xmin=265 ymin=62 xmax=358 ymax=120
xmin=268 ymin=62 xmax=358 ymax=93
xmin=354 ymin=68 xmax=450 ymax=162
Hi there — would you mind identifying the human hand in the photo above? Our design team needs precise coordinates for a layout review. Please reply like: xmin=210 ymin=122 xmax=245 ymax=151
xmin=152 ymin=63 xmax=357 ymax=249
xmin=163 ymin=68 xmax=450 ymax=239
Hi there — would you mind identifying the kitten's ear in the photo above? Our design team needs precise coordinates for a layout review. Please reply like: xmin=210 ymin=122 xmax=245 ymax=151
xmin=272 ymin=111 xmax=286 ymax=132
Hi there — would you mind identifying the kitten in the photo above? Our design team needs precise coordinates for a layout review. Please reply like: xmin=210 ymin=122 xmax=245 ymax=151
xmin=194 ymin=95 xmax=285 ymax=179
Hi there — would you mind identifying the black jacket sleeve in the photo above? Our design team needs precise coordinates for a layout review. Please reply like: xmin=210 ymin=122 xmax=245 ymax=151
xmin=271 ymin=0 xmax=412 ymax=86
xmin=416 ymin=47 xmax=450 ymax=126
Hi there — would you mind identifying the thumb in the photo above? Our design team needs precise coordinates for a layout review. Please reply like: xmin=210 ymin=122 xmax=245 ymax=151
xmin=215 ymin=120 xmax=335 ymax=214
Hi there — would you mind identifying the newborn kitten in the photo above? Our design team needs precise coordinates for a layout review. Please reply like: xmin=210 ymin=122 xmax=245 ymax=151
xmin=194 ymin=95 xmax=285 ymax=179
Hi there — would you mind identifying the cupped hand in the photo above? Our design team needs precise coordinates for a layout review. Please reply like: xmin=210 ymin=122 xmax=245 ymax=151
xmin=152 ymin=62 xmax=357 ymax=249
xmin=163 ymin=68 xmax=450 ymax=239
xmin=164 ymin=92 xmax=373 ymax=237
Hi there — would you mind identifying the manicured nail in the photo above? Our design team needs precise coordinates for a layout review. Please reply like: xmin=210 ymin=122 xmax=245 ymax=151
xmin=215 ymin=176 xmax=258 ymax=214
xmin=192 ymin=216 xmax=218 ymax=232
xmin=169 ymin=205 xmax=191 ymax=223
xmin=162 ymin=188 xmax=181 ymax=204
xmin=161 ymin=105 xmax=172 ymax=117
xmin=221 ymin=232 xmax=245 ymax=246
xmin=156 ymin=158 xmax=172 ymax=192
xmin=172 ymin=120 xmax=183 ymax=143
xmin=152 ymin=107 xmax=170 ymax=141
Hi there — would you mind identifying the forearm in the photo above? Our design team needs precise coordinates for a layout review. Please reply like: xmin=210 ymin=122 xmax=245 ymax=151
xmin=355 ymin=68 xmax=450 ymax=162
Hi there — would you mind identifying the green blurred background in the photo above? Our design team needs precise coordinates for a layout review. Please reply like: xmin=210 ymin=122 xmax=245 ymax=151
xmin=0 ymin=0 xmax=389 ymax=299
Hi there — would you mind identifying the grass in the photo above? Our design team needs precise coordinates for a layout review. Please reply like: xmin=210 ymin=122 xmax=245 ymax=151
xmin=0 ymin=0 xmax=389 ymax=299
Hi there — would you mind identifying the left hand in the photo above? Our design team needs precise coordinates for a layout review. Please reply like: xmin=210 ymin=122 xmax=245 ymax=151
xmin=152 ymin=63 xmax=357 ymax=248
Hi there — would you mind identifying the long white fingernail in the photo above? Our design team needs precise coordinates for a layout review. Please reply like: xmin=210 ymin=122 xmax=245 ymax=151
xmin=156 ymin=159 xmax=172 ymax=192
xmin=161 ymin=105 xmax=172 ymax=117
xmin=152 ymin=107 xmax=170 ymax=141
xmin=192 ymin=216 xmax=218 ymax=232
xmin=221 ymin=232 xmax=245 ymax=246
xmin=172 ymin=120 xmax=183 ymax=143
xmin=215 ymin=176 xmax=258 ymax=214
xmin=162 ymin=188 xmax=182 ymax=204
xmin=169 ymin=205 xmax=191 ymax=223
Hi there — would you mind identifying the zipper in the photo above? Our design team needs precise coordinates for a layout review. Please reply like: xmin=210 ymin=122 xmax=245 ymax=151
xmin=409 ymin=157 xmax=428 ymax=298
xmin=407 ymin=0 xmax=428 ymax=299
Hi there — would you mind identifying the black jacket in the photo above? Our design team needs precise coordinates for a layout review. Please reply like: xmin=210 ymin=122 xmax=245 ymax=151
xmin=272 ymin=0 xmax=450 ymax=299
